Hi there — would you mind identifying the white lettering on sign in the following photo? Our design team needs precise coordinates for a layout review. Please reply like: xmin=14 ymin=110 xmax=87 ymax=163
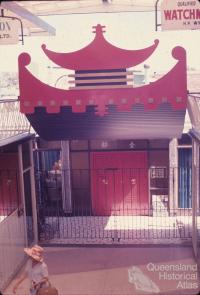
xmin=161 ymin=0 xmax=200 ymax=30
xmin=0 ymin=18 xmax=19 ymax=45
xmin=164 ymin=9 xmax=200 ymax=20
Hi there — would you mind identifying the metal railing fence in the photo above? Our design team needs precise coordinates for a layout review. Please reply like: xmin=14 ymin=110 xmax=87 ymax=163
xmin=35 ymin=167 xmax=193 ymax=244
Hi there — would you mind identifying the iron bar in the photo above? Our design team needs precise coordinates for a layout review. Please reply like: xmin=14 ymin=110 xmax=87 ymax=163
xmin=32 ymin=156 xmax=194 ymax=245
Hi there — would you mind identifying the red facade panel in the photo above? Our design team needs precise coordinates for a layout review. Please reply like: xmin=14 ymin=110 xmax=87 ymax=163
xmin=0 ymin=154 xmax=19 ymax=216
xmin=90 ymin=151 xmax=148 ymax=215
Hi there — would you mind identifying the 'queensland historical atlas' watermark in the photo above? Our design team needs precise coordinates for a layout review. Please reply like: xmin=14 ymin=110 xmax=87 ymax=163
xmin=147 ymin=262 xmax=198 ymax=290
xmin=128 ymin=262 xmax=199 ymax=293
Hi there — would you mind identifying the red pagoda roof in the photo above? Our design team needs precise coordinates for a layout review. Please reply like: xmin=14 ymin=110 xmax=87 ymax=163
xmin=19 ymin=46 xmax=187 ymax=116
xmin=42 ymin=24 xmax=159 ymax=70
xmin=18 ymin=24 xmax=188 ymax=140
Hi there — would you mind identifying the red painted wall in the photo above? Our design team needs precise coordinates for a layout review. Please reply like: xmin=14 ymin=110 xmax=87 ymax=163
xmin=0 ymin=154 xmax=19 ymax=216
xmin=90 ymin=151 xmax=148 ymax=216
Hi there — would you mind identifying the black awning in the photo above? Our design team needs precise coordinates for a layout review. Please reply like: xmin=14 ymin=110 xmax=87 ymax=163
xmin=26 ymin=103 xmax=185 ymax=140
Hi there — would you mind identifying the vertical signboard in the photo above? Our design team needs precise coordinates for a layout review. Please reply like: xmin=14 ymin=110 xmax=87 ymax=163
xmin=0 ymin=18 xmax=19 ymax=44
xmin=161 ymin=0 xmax=200 ymax=30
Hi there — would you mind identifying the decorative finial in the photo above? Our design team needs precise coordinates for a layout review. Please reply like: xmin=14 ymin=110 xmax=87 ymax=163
xmin=92 ymin=24 xmax=106 ymax=34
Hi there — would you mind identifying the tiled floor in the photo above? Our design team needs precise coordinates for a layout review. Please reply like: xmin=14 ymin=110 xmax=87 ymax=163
xmin=43 ymin=215 xmax=192 ymax=244
xmin=4 ymin=245 xmax=200 ymax=295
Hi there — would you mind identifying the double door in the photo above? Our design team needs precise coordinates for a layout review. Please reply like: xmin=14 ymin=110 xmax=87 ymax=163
xmin=90 ymin=151 xmax=148 ymax=215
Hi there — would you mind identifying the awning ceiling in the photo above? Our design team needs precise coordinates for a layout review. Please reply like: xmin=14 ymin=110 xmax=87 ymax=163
xmin=0 ymin=1 xmax=159 ymax=38
xmin=11 ymin=1 xmax=158 ymax=16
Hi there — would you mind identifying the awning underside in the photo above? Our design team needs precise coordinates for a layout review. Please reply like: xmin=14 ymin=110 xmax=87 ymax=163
xmin=26 ymin=103 xmax=186 ymax=140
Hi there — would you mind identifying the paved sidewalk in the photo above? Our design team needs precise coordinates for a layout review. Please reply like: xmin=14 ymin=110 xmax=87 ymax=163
xmin=4 ymin=245 xmax=200 ymax=295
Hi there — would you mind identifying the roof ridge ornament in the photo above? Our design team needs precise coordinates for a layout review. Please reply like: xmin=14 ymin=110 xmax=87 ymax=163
xmin=92 ymin=24 xmax=106 ymax=34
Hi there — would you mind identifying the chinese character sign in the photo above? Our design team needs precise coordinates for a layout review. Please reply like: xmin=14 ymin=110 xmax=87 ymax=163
xmin=161 ymin=0 xmax=200 ymax=30
xmin=0 ymin=19 xmax=19 ymax=45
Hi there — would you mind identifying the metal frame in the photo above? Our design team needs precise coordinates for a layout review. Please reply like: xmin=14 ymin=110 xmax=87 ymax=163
xmin=0 ymin=8 xmax=24 ymax=45
xmin=155 ymin=0 xmax=161 ymax=31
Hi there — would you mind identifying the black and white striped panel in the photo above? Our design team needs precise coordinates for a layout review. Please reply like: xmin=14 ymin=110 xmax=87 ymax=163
xmin=68 ymin=68 xmax=133 ymax=89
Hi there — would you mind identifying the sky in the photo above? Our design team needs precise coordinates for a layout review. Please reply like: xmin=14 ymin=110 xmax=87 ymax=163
xmin=0 ymin=10 xmax=200 ymax=85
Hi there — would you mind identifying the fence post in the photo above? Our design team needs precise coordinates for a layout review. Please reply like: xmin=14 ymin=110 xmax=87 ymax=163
xmin=169 ymin=138 xmax=178 ymax=214
xmin=18 ymin=144 xmax=28 ymax=246
xmin=29 ymin=139 xmax=38 ymax=244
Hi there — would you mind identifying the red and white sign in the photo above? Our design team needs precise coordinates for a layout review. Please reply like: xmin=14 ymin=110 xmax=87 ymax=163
xmin=161 ymin=0 xmax=200 ymax=30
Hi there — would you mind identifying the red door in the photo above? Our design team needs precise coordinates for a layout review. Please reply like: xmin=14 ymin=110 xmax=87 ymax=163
xmin=90 ymin=151 xmax=148 ymax=215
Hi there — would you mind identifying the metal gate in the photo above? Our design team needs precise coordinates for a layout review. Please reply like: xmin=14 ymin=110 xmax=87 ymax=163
xmin=34 ymin=150 xmax=192 ymax=245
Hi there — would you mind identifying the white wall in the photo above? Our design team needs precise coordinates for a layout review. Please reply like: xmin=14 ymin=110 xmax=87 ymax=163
xmin=0 ymin=210 xmax=26 ymax=291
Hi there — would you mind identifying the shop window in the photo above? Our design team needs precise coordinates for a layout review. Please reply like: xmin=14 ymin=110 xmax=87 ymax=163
xmin=150 ymin=167 xmax=167 ymax=179
xmin=150 ymin=166 xmax=168 ymax=190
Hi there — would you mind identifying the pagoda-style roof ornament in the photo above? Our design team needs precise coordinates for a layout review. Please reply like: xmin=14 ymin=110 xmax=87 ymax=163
xmin=42 ymin=24 xmax=159 ymax=70
xmin=18 ymin=24 xmax=188 ymax=140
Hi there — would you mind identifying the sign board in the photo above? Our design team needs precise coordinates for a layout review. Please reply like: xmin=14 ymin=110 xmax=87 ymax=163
xmin=0 ymin=18 xmax=20 ymax=45
xmin=161 ymin=0 xmax=200 ymax=30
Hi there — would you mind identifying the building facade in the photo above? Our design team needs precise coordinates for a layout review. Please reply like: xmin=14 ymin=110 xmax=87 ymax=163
xmin=17 ymin=24 xmax=192 ymax=245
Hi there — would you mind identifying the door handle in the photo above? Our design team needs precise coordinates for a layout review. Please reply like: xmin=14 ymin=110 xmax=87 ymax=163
xmin=102 ymin=179 xmax=108 ymax=185
xmin=131 ymin=179 xmax=136 ymax=185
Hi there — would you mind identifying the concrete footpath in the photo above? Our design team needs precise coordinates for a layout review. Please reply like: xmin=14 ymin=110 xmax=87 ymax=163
xmin=4 ymin=245 xmax=200 ymax=295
